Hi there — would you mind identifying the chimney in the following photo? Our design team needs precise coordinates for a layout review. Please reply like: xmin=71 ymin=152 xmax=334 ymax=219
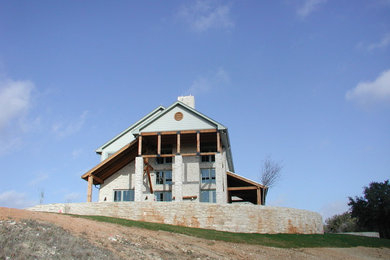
xmin=178 ymin=95 xmax=195 ymax=109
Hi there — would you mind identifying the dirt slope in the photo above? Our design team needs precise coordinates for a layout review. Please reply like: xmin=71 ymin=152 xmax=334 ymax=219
xmin=1 ymin=207 xmax=389 ymax=259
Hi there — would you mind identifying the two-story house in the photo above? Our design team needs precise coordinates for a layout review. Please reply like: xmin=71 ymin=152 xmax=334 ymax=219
xmin=81 ymin=96 xmax=266 ymax=205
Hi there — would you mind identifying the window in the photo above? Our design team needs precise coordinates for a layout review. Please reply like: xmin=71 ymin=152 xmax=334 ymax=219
xmin=156 ymin=157 xmax=173 ymax=164
xmin=155 ymin=191 xmax=172 ymax=201
xmin=201 ymin=168 xmax=216 ymax=183
xmin=155 ymin=171 xmax=172 ymax=185
xmin=201 ymin=154 xmax=215 ymax=162
xmin=114 ymin=190 xmax=134 ymax=202
xmin=200 ymin=189 xmax=216 ymax=203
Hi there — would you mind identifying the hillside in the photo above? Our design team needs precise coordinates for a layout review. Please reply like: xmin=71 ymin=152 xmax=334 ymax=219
xmin=1 ymin=207 xmax=389 ymax=259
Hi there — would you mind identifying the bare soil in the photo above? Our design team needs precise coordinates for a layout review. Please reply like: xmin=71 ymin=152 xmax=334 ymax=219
xmin=1 ymin=207 xmax=389 ymax=259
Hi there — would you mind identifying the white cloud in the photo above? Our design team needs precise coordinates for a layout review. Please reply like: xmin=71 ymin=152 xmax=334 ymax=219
xmin=178 ymin=0 xmax=234 ymax=32
xmin=187 ymin=67 xmax=230 ymax=95
xmin=0 ymin=79 xmax=34 ymax=132
xmin=0 ymin=190 xmax=36 ymax=209
xmin=367 ymin=33 xmax=390 ymax=51
xmin=297 ymin=0 xmax=327 ymax=18
xmin=52 ymin=110 xmax=88 ymax=138
xmin=346 ymin=69 xmax=390 ymax=105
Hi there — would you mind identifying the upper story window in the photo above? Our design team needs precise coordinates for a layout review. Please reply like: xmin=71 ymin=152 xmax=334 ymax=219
xmin=201 ymin=154 xmax=215 ymax=162
xmin=201 ymin=168 xmax=215 ymax=184
xmin=155 ymin=170 xmax=172 ymax=185
xmin=114 ymin=190 xmax=134 ymax=202
xmin=156 ymin=157 xmax=173 ymax=164
xmin=156 ymin=146 xmax=173 ymax=164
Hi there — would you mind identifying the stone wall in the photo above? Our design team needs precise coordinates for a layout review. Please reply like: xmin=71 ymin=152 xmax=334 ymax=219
xmin=28 ymin=202 xmax=323 ymax=234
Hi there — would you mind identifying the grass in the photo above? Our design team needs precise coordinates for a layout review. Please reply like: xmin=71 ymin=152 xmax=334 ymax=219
xmin=70 ymin=214 xmax=390 ymax=248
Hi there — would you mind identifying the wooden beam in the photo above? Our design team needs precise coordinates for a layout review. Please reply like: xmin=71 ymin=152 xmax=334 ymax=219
xmin=183 ymin=195 xmax=197 ymax=200
xmin=177 ymin=132 xmax=181 ymax=154
xmin=140 ymin=129 xmax=217 ymax=136
xmin=228 ymin=186 xmax=258 ymax=191
xmin=87 ymin=175 xmax=93 ymax=202
xmin=199 ymin=152 xmax=216 ymax=156
xmin=217 ymin=131 xmax=221 ymax=153
xmin=138 ymin=135 xmax=142 ymax=156
xmin=144 ymin=158 xmax=154 ymax=194
xmin=182 ymin=153 xmax=198 ymax=157
xmin=157 ymin=133 xmax=161 ymax=155
xmin=91 ymin=175 xmax=104 ymax=184
xmin=257 ymin=188 xmax=261 ymax=205
xmin=196 ymin=131 xmax=200 ymax=153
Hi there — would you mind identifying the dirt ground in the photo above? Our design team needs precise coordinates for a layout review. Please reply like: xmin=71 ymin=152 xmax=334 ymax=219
xmin=1 ymin=207 xmax=389 ymax=260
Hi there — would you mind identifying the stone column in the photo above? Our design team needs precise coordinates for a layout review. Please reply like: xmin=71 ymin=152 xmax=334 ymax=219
xmin=215 ymin=153 xmax=226 ymax=203
xmin=173 ymin=155 xmax=183 ymax=202
xmin=134 ymin=156 xmax=144 ymax=201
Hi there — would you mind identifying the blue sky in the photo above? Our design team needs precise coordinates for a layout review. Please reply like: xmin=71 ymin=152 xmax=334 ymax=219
xmin=0 ymin=0 xmax=389 ymax=220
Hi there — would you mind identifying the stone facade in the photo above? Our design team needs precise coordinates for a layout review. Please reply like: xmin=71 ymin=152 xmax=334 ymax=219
xmin=28 ymin=202 xmax=324 ymax=234
xmin=98 ymin=149 xmax=228 ymax=204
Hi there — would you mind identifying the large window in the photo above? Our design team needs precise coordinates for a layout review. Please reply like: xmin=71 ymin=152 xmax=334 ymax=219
xmin=154 ymin=191 xmax=172 ymax=201
xmin=113 ymin=190 xmax=134 ymax=202
xmin=200 ymin=189 xmax=216 ymax=203
xmin=201 ymin=168 xmax=216 ymax=184
xmin=155 ymin=171 xmax=172 ymax=185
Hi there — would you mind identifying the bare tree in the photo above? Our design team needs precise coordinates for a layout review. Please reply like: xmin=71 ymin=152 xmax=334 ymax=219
xmin=260 ymin=157 xmax=282 ymax=205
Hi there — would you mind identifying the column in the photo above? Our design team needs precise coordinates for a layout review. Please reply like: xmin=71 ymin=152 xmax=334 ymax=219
xmin=87 ymin=175 xmax=93 ymax=202
xmin=215 ymin=153 xmax=226 ymax=203
xmin=134 ymin=156 xmax=144 ymax=201
xmin=173 ymin=155 xmax=183 ymax=201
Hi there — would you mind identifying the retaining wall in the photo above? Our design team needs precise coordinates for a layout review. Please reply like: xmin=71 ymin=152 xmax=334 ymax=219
xmin=28 ymin=202 xmax=323 ymax=234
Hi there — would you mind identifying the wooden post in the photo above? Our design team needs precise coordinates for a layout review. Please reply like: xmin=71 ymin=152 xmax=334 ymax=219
xmin=257 ymin=187 xmax=261 ymax=205
xmin=217 ymin=131 xmax=221 ymax=153
xmin=157 ymin=133 xmax=161 ymax=155
xmin=87 ymin=175 xmax=93 ymax=202
xmin=138 ymin=135 xmax=142 ymax=156
xmin=196 ymin=131 xmax=200 ymax=154
xmin=177 ymin=132 xmax=181 ymax=154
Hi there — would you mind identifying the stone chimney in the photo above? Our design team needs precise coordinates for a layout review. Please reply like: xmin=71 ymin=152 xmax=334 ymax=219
xmin=178 ymin=95 xmax=195 ymax=109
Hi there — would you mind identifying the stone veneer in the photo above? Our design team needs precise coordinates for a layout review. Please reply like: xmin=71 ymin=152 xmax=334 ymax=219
xmin=28 ymin=202 xmax=323 ymax=234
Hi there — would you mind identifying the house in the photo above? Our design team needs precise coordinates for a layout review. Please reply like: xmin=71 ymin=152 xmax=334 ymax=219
xmin=81 ymin=96 xmax=266 ymax=205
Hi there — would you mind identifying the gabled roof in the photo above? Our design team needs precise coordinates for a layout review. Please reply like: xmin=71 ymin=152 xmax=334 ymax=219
xmin=95 ymin=106 xmax=165 ymax=154
xmin=82 ymin=138 xmax=139 ymax=184
xmin=132 ymin=101 xmax=227 ymax=134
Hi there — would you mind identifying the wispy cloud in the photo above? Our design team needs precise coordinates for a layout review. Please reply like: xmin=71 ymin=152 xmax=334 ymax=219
xmin=0 ymin=190 xmax=36 ymax=208
xmin=72 ymin=148 xmax=83 ymax=159
xmin=64 ymin=192 xmax=80 ymax=203
xmin=178 ymin=0 xmax=234 ymax=32
xmin=346 ymin=69 xmax=390 ymax=105
xmin=367 ymin=33 xmax=390 ymax=51
xmin=320 ymin=199 xmax=349 ymax=221
xmin=28 ymin=173 xmax=49 ymax=186
xmin=187 ymin=67 xmax=230 ymax=95
xmin=0 ymin=79 xmax=34 ymax=132
xmin=52 ymin=110 xmax=88 ymax=138
xmin=297 ymin=0 xmax=327 ymax=18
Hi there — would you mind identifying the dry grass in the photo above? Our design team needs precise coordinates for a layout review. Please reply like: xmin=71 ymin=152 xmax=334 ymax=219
xmin=0 ymin=219 xmax=121 ymax=260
